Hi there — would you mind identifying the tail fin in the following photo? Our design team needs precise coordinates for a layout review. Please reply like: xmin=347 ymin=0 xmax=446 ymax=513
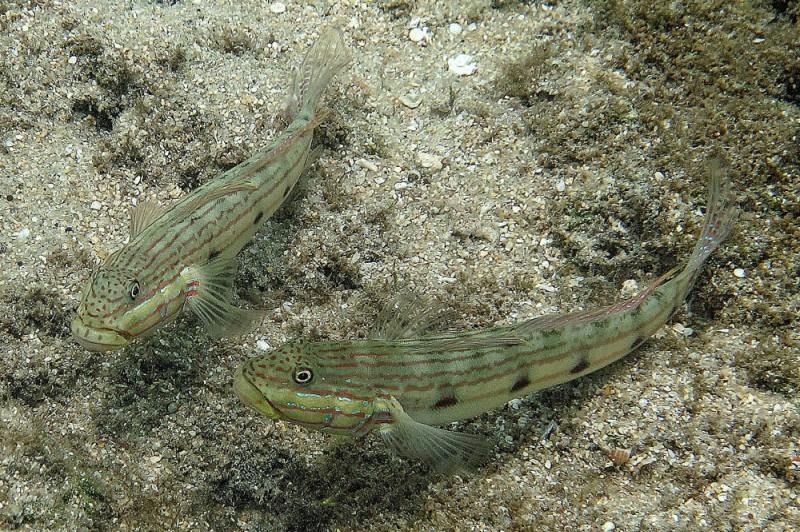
xmin=287 ymin=28 xmax=351 ymax=118
xmin=680 ymin=157 xmax=737 ymax=286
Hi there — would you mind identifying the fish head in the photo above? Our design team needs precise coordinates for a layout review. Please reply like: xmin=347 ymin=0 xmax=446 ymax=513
xmin=72 ymin=266 xmax=137 ymax=351
xmin=235 ymin=340 xmax=376 ymax=436
xmin=72 ymin=265 xmax=186 ymax=351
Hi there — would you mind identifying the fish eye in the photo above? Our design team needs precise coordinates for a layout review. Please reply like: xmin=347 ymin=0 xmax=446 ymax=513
xmin=129 ymin=281 xmax=140 ymax=299
xmin=293 ymin=367 xmax=314 ymax=385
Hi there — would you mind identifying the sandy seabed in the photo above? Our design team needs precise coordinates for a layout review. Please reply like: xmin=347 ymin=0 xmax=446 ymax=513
xmin=1 ymin=0 xmax=799 ymax=530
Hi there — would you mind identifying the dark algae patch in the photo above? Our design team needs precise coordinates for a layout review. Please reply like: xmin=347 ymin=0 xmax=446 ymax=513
xmin=96 ymin=337 xmax=208 ymax=437
xmin=210 ymin=439 xmax=431 ymax=531
xmin=737 ymin=340 xmax=800 ymax=397
xmin=0 ymin=285 xmax=71 ymax=340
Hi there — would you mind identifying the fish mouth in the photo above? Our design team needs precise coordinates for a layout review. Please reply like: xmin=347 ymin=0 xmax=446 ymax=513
xmin=71 ymin=316 xmax=130 ymax=352
xmin=233 ymin=366 xmax=282 ymax=420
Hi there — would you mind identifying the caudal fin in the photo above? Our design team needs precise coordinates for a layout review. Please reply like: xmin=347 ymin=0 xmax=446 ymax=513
xmin=286 ymin=28 xmax=351 ymax=118
xmin=681 ymin=157 xmax=737 ymax=286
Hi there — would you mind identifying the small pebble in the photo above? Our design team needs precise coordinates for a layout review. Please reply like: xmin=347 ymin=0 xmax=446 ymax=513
xmin=16 ymin=227 xmax=30 ymax=239
xmin=269 ymin=2 xmax=286 ymax=14
xmin=602 ymin=522 xmax=616 ymax=532
xmin=415 ymin=151 xmax=443 ymax=171
xmin=672 ymin=323 xmax=694 ymax=336
xmin=448 ymin=54 xmax=477 ymax=76
xmin=408 ymin=27 xmax=427 ymax=43
xmin=68 ymin=55 xmax=77 ymax=65
xmin=90 ymin=201 xmax=102 ymax=210
xmin=555 ymin=179 xmax=566 ymax=192
xmin=356 ymin=158 xmax=378 ymax=172
xmin=621 ymin=279 xmax=639 ymax=297
xmin=733 ymin=267 xmax=745 ymax=278
xmin=256 ymin=339 xmax=271 ymax=351
xmin=398 ymin=94 xmax=422 ymax=109
xmin=448 ymin=23 xmax=463 ymax=35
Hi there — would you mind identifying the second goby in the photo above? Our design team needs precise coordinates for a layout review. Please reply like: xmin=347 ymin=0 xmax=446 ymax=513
xmin=72 ymin=29 xmax=351 ymax=351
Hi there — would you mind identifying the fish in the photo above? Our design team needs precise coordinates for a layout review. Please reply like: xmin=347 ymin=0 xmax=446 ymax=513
xmin=71 ymin=29 xmax=351 ymax=352
xmin=234 ymin=159 xmax=737 ymax=473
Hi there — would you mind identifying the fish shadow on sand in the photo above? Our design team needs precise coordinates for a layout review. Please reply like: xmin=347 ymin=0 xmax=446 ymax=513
xmin=211 ymin=437 xmax=435 ymax=531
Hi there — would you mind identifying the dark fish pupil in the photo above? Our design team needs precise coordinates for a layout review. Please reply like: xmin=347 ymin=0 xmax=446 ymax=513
xmin=294 ymin=368 xmax=313 ymax=384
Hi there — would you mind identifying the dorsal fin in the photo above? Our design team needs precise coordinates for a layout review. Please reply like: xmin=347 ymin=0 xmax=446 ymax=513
xmin=176 ymin=180 xmax=258 ymax=216
xmin=369 ymin=293 xmax=439 ymax=340
xmin=511 ymin=266 xmax=680 ymax=337
xmin=129 ymin=200 xmax=167 ymax=239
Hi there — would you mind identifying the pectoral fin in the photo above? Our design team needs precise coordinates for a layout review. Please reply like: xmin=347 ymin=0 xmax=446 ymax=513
xmin=184 ymin=256 xmax=262 ymax=338
xmin=378 ymin=396 xmax=491 ymax=474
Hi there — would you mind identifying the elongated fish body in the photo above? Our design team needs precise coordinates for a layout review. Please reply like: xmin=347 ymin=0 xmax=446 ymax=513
xmin=235 ymin=161 xmax=736 ymax=472
xmin=72 ymin=29 xmax=351 ymax=351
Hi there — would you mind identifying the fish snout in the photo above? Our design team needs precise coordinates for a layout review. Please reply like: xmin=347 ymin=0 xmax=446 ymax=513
xmin=71 ymin=316 xmax=130 ymax=352
xmin=234 ymin=365 xmax=282 ymax=420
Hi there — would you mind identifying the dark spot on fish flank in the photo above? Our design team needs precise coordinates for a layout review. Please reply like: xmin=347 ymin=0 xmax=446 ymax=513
xmin=510 ymin=375 xmax=531 ymax=393
xmin=651 ymin=291 xmax=664 ymax=301
xmin=631 ymin=305 xmax=642 ymax=317
xmin=253 ymin=211 xmax=264 ymax=225
xmin=208 ymin=249 xmax=221 ymax=261
xmin=540 ymin=328 xmax=561 ymax=338
xmin=630 ymin=335 xmax=647 ymax=351
xmin=282 ymin=185 xmax=291 ymax=198
xmin=592 ymin=320 xmax=608 ymax=329
xmin=433 ymin=395 xmax=458 ymax=409
xmin=570 ymin=356 xmax=590 ymax=374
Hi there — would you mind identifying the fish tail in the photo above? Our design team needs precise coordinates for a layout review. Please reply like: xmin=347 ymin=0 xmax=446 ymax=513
xmin=287 ymin=28 xmax=351 ymax=118
xmin=681 ymin=157 xmax=737 ymax=286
